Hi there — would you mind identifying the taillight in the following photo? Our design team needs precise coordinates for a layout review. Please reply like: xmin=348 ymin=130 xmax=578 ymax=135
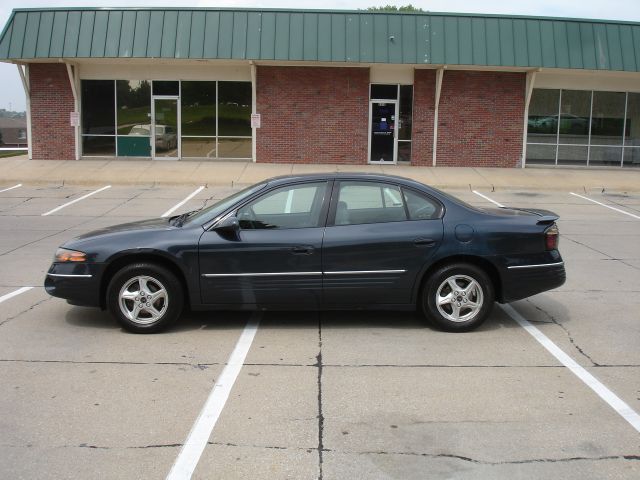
xmin=545 ymin=224 xmax=559 ymax=251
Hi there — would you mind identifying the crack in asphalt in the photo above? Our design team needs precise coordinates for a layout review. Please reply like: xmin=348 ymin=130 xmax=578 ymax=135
xmin=346 ymin=450 xmax=640 ymax=465
xmin=0 ymin=297 xmax=52 ymax=328
xmin=3 ymin=358 xmax=640 ymax=368
xmin=525 ymin=299 xmax=600 ymax=367
xmin=0 ymin=358 xmax=216 ymax=368
xmin=563 ymin=235 xmax=640 ymax=272
xmin=6 ymin=441 xmax=640 ymax=465
xmin=316 ymin=313 xmax=324 ymax=480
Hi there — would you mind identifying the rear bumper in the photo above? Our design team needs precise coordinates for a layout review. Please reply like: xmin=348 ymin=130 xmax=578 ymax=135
xmin=44 ymin=263 xmax=105 ymax=307
xmin=500 ymin=261 xmax=566 ymax=303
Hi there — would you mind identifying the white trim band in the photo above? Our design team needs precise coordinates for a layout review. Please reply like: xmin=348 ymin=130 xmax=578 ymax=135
xmin=507 ymin=262 xmax=564 ymax=270
xmin=324 ymin=270 xmax=407 ymax=275
xmin=47 ymin=273 xmax=93 ymax=278
xmin=203 ymin=272 xmax=322 ymax=278
xmin=203 ymin=270 xmax=406 ymax=278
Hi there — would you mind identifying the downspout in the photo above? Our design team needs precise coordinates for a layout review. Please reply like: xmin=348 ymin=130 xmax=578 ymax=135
xmin=250 ymin=61 xmax=257 ymax=163
xmin=521 ymin=70 xmax=537 ymax=168
xmin=16 ymin=64 xmax=32 ymax=160
xmin=65 ymin=62 xmax=80 ymax=160
xmin=432 ymin=67 xmax=445 ymax=167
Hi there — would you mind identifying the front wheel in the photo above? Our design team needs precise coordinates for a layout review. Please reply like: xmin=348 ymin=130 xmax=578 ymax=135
xmin=106 ymin=262 xmax=183 ymax=333
xmin=422 ymin=263 xmax=494 ymax=332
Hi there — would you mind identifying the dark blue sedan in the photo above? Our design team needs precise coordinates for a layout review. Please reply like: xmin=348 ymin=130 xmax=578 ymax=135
xmin=45 ymin=173 xmax=565 ymax=333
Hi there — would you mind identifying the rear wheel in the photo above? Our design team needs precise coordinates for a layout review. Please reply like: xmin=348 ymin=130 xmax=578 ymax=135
xmin=106 ymin=262 xmax=183 ymax=333
xmin=422 ymin=263 xmax=494 ymax=332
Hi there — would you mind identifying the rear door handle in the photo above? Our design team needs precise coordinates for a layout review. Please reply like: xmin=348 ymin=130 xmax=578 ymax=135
xmin=414 ymin=238 xmax=436 ymax=247
xmin=291 ymin=246 xmax=314 ymax=255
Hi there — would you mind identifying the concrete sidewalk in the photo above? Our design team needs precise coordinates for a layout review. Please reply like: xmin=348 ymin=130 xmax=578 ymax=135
xmin=1 ymin=155 xmax=640 ymax=192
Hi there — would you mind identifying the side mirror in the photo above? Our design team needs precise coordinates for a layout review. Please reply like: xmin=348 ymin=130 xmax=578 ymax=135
xmin=214 ymin=215 xmax=240 ymax=238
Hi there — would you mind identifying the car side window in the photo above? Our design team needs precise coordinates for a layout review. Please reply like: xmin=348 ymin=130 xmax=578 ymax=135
xmin=237 ymin=182 xmax=327 ymax=230
xmin=335 ymin=181 xmax=407 ymax=226
xmin=402 ymin=188 xmax=442 ymax=220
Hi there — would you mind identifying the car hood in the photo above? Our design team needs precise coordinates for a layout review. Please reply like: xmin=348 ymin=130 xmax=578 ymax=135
xmin=66 ymin=217 xmax=174 ymax=244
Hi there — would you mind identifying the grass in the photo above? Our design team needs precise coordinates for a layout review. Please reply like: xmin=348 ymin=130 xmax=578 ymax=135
xmin=0 ymin=150 xmax=27 ymax=158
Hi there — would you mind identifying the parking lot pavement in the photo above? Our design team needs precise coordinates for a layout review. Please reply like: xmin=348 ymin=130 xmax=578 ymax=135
xmin=1 ymin=184 xmax=639 ymax=479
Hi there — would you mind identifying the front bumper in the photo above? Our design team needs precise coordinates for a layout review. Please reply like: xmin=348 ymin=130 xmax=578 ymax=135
xmin=44 ymin=262 xmax=105 ymax=307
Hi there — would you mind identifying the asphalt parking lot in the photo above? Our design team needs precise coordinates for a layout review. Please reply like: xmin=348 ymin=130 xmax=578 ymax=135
xmin=0 ymin=182 xmax=639 ymax=479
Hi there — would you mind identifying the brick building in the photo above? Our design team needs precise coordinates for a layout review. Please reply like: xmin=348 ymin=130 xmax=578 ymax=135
xmin=1 ymin=7 xmax=640 ymax=168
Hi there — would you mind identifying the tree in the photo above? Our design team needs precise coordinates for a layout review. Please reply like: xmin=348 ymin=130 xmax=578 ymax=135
xmin=366 ymin=5 xmax=425 ymax=12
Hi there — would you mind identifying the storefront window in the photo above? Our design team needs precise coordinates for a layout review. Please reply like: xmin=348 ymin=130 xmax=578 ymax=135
xmin=81 ymin=80 xmax=115 ymax=156
xmin=81 ymin=80 xmax=115 ymax=136
xmin=218 ymin=82 xmax=252 ymax=137
xmin=527 ymin=89 xmax=559 ymax=142
xmin=591 ymin=92 xmax=625 ymax=145
xmin=117 ymin=80 xmax=151 ymax=135
xmin=152 ymin=81 xmax=179 ymax=96
xmin=527 ymin=88 xmax=640 ymax=167
xmin=81 ymin=79 xmax=252 ymax=159
xmin=559 ymin=90 xmax=590 ymax=145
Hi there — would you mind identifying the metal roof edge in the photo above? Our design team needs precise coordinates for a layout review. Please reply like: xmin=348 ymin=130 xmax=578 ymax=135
xmin=0 ymin=10 xmax=16 ymax=52
xmin=6 ymin=7 xmax=640 ymax=27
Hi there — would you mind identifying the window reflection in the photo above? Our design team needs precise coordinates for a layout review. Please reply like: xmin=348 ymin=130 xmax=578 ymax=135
xmin=182 ymin=138 xmax=216 ymax=158
xmin=218 ymin=138 xmax=252 ymax=159
xmin=591 ymin=92 xmax=625 ymax=146
xmin=527 ymin=89 xmax=639 ymax=167
xmin=117 ymin=80 xmax=151 ymax=135
xmin=559 ymin=90 xmax=590 ymax=144
xmin=181 ymin=81 xmax=216 ymax=136
xmin=218 ymin=82 xmax=251 ymax=136
xmin=81 ymin=80 xmax=115 ymax=135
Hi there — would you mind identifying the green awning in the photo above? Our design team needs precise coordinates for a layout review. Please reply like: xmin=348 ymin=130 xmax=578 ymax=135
xmin=1 ymin=7 xmax=640 ymax=71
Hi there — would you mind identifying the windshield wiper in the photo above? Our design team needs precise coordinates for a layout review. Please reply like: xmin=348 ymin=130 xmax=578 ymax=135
xmin=170 ymin=209 xmax=202 ymax=227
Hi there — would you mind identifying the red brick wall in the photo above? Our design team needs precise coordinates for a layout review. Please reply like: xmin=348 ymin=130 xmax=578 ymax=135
xmin=411 ymin=70 xmax=436 ymax=166
xmin=256 ymin=66 xmax=369 ymax=164
xmin=435 ymin=71 xmax=525 ymax=167
xmin=29 ymin=63 xmax=75 ymax=160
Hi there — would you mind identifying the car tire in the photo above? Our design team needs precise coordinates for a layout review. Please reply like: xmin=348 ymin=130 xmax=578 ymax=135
xmin=421 ymin=263 xmax=494 ymax=332
xmin=106 ymin=262 xmax=183 ymax=333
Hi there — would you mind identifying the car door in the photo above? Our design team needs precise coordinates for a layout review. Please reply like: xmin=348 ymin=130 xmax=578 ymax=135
xmin=322 ymin=180 xmax=444 ymax=306
xmin=198 ymin=181 xmax=329 ymax=306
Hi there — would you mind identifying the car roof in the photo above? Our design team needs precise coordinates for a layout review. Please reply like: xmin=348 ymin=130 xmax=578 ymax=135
xmin=264 ymin=172 xmax=428 ymax=187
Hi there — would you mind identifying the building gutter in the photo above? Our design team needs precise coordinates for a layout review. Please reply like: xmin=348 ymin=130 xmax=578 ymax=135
xmin=432 ymin=66 xmax=445 ymax=167
xmin=250 ymin=61 xmax=257 ymax=163
xmin=15 ymin=64 xmax=32 ymax=160
xmin=63 ymin=61 xmax=81 ymax=160
xmin=521 ymin=69 xmax=538 ymax=168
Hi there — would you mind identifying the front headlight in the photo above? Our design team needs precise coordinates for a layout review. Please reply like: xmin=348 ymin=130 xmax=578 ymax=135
xmin=55 ymin=248 xmax=87 ymax=262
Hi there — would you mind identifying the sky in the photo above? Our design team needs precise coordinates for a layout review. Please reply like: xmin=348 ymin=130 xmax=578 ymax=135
xmin=2 ymin=0 xmax=640 ymax=112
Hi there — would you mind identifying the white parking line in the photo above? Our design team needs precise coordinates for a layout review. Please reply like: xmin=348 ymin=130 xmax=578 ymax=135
xmin=166 ymin=313 xmax=261 ymax=480
xmin=41 ymin=185 xmax=112 ymax=216
xmin=0 ymin=183 xmax=22 ymax=193
xmin=0 ymin=287 xmax=34 ymax=304
xmin=570 ymin=192 xmax=640 ymax=220
xmin=161 ymin=186 xmax=206 ymax=218
xmin=501 ymin=304 xmax=640 ymax=434
xmin=472 ymin=190 xmax=505 ymax=207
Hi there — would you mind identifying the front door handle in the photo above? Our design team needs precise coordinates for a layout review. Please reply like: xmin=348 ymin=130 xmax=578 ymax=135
xmin=291 ymin=246 xmax=314 ymax=255
xmin=414 ymin=238 xmax=436 ymax=247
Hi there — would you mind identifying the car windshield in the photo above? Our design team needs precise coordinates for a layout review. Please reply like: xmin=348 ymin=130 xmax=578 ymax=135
xmin=129 ymin=126 xmax=150 ymax=135
xmin=183 ymin=182 xmax=267 ymax=226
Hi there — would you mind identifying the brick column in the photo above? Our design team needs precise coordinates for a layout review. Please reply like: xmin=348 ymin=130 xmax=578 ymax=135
xmin=256 ymin=66 xmax=369 ymax=164
xmin=29 ymin=63 xmax=75 ymax=160
xmin=411 ymin=69 xmax=436 ymax=166
xmin=436 ymin=71 xmax=525 ymax=168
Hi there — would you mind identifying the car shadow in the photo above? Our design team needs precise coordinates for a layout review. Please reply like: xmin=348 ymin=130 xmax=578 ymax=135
xmin=64 ymin=294 xmax=570 ymax=334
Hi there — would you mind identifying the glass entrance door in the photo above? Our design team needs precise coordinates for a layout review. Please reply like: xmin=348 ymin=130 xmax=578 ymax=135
xmin=152 ymin=97 xmax=179 ymax=160
xmin=369 ymin=101 xmax=398 ymax=163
